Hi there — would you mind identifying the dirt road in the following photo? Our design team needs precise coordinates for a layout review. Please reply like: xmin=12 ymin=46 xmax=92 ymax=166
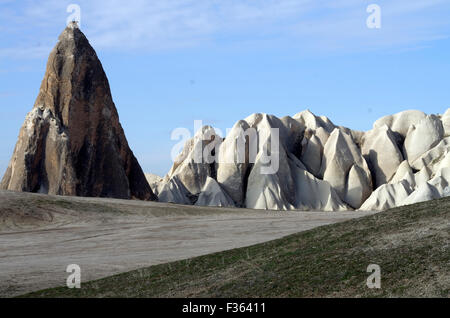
xmin=0 ymin=190 xmax=377 ymax=297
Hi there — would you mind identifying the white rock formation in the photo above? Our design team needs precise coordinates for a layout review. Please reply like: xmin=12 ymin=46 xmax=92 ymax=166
xmin=436 ymin=152 xmax=450 ymax=174
xmin=346 ymin=164 xmax=373 ymax=209
xmin=360 ymin=180 xmax=414 ymax=211
xmin=373 ymin=110 xmax=426 ymax=137
xmin=414 ymin=167 xmax=431 ymax=188
xmin=145 ymin=173 xmax=164 ymax=195
xmin=410 ymin=137 xmax=450 ymax=173
xmin=289 ymin=157 xmax=348 ymax=211
xmin=245 ymin=141 xmax=296 ymax=210
xmin=149 ymin=109 xmax=449 ymax=212
xmin=320 ymin=129 xmax=372 ymax=208
xmin=216 ymin=120 xmax=252 ymax=206
xmin=428 ymin=168 xmax=450 ymax=196
xmin=400 ymin=183 xmax=441 ymax=206
xmin=441 ymin=108 xmax=450 ymax=137
xmin=390 ymin=160 xmax=413 ymax=184
xmin=279 ymin=115 xmax=306 ymax=156
xmin=195 ymin=177 xmax=235 ymax=207
xmin=157 ymin=176 xmax=192 ymax=205
xmin=362 ymin=125 xmax=404 ymax=188
xmin=293 ymin=110 xmax=335 ymax=134
xmin=300 ymin=129 xmax=324 ymax=177
xmin=245 ymin=162 xmax=295 ymax=210
xmin=167 ymin=126 xmax=221 ymax=194
xmin=403 ymin=115 xmax=444 ymax=164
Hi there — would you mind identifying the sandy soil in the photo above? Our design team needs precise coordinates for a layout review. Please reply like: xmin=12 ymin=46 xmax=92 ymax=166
xmin=0 ymin=190 xmax=377 ymax=297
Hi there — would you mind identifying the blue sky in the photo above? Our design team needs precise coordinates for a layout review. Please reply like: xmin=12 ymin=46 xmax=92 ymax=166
xmin=1 ymin=0 xmax=450 ymax=176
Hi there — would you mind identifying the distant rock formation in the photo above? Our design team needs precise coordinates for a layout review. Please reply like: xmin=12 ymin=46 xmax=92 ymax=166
xmin=0 ymin=23 xmax=156 ymax=201
xmin=153 ymin=109 xmax=450 ymax=211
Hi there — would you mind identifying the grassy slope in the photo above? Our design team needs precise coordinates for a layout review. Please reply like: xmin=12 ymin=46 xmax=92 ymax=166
xmin=23 ymin=197 xmax=450 ymax=298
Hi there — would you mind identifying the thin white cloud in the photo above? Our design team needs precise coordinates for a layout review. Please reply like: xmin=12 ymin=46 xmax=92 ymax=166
xmin=0 ymin=0 xmax=449 ymax=57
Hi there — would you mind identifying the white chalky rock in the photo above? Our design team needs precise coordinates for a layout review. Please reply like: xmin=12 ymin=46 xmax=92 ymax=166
xmin=320 ymin=128 xmax=373 ymax=208
xmin=359 ymin=180 xmax=413 ymax=211
xmin=158 ymin=176 xmax=192 ymax=205
xmin=373 ymin=110 xmax=427 ymax=138
xmin=403 ymin=115 xmax=444 ymax=164
xmin=289 ymin=158 xmax=348 ymax=211
xmin=362 ymin=125 xmax=404 ymax=188
xmin=195 ymin=177 xmax=235 ymax=207
xmin=441 ymin=108 xmax=450 ymax=137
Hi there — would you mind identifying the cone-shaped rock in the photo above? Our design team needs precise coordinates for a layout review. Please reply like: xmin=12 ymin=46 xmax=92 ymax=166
xmin=0 ymin=23 xmax=156 ymax=200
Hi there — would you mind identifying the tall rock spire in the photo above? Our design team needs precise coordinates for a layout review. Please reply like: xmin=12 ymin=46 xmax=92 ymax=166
xmin=1 ymin=23 xmax=157 ymax=200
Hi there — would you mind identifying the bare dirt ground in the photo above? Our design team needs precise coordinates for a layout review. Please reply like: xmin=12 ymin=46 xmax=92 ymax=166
xmin=0 ymin=190 xmax=377 ymax=297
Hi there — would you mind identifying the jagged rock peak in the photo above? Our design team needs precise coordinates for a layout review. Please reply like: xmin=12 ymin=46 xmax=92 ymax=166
xmin=1 ymin=25 xmax=156 ymax=201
